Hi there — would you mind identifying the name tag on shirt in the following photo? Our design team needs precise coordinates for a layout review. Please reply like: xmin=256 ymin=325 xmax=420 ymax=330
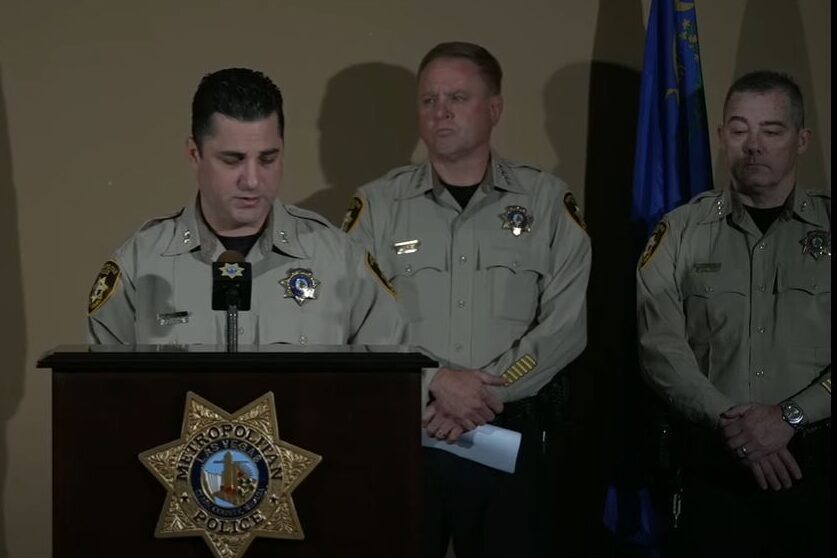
xmin=393 ymin=240 xmax=421 ymax=255
xmin=692 ymin=262 xmax=722 ymax=273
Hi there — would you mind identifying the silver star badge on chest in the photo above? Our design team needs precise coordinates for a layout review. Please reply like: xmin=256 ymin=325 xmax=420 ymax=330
xmin=280 ymin=268 xmax=321 ymax=305
xmin=499 ymin=205 xmax=533 ymax=236
xmin=800 ymin=230 xmax=831 ymax=260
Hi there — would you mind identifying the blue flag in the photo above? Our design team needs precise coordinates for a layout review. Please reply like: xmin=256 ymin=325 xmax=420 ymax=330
xmin=631 ymin=0 xmax=712 ymax=239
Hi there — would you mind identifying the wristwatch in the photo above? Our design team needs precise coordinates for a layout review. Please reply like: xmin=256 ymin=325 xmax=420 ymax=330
xmin=779 ymin=399 xmax=807 ymax=431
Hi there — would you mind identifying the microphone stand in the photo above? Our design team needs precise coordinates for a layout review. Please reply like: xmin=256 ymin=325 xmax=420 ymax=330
xmin=225 ymin=288 xmax=240 ymax=352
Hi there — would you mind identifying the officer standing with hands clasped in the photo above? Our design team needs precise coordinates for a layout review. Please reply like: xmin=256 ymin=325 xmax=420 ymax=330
xmin=637 ymin=71 xmax=830 ymax=557
xmin=343 ymin=42 xmax=591 ymax=558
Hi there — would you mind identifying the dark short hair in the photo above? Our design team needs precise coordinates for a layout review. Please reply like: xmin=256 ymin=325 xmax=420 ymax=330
xmin=191 ymin=67 xmax=285 ymax=149
xmin=418 ymin=42 xmax=503 ymax=95
xmin=724 ymin=70 xmax=805 ymax=128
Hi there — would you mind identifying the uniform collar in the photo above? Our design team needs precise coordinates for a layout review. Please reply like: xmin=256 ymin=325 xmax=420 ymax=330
xmin=699 ymin=187 xmax=828 ymax=229
xmin=162 ymin=198 xmax=308 ymax=259
xmin=398 ymin=151 xmax=526 ymax=200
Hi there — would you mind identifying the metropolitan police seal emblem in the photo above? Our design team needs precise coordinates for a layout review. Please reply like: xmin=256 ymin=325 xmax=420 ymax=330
xmin=279 ymin=268 xmax=321 ymax=306
xmin=499 ymin=205 xmax=533 ymax=236
xmin=139 ymin=392 xmax=321 ymax=558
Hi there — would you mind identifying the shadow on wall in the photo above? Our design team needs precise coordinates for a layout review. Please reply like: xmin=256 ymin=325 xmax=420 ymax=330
xmin=715 ymin=0 xmax=827 ymax=190
xmin=543 ymin=0 xmax=658 ymax=554
xmin=296 ymin=62 xmax=418 ymax=226
xmin=0 ymin=66 xmax=27 ymax=558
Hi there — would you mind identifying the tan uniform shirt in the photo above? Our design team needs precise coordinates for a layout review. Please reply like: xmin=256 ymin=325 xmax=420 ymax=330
xmin=637 ymin=188 xmax=831 ymax=428
xmin=88 ymin=199 xmax=405 ymax=345
xmin=345 ymin=156 xmax=591 ymax=402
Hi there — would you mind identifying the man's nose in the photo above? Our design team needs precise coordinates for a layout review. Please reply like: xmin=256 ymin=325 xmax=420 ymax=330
xmin=240 ymin=160 xmax=259 ymax=189
xmin=434 ymin=100 xmax=452 ymax=120
xmin=743 ymin=132 xmax=762 ymax=154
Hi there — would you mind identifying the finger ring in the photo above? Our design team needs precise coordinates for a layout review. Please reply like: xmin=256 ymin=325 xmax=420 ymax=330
xmin=741 ymin=446 xmax=749 ymax=456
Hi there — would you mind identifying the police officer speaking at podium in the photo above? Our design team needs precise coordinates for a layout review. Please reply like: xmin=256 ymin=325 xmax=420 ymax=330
xmin=87 ymin=67 xmax=404 ymax=346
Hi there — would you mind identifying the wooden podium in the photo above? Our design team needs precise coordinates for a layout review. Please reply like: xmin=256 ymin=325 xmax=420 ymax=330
xmin=38 ymin=345 xmax=435 ymax=558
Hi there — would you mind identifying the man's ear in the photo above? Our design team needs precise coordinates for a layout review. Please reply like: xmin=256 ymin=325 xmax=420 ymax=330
xmin=489 ymin=95 xmax=504 ymax=126
xmin=186 ymin=137 xmax=201 ymax=168
xmin=796 ymin=127 xmax=812 ymax=155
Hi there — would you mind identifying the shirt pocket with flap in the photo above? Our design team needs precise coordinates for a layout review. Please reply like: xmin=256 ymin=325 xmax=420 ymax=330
xmin=776 ymin=263 xmax=831 ymax=350
xmin=383 ymin=241 xmax=448 ymax=323
xmin=681 ymin=270 xmax=747 ymax=343
xmin=478 ymin=243 xmax=548 ymax=323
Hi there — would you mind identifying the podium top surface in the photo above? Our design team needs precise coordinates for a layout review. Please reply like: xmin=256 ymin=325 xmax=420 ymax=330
xmin=37 ymin=344 xmax=438 ymax=372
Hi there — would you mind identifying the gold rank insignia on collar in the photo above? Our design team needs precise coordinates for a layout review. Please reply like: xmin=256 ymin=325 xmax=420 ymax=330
xmin=280 ymin=268 xmax=321 ymax=306
xmin=800 ymin=230 xmax=831 ymax=260
xmin=139 ymin=392 xmax=321 ymax=558
xmin=499 ymin=205 xmax=533 ymax=236
xmin=88 ymin=260 xmax=121 ymax=315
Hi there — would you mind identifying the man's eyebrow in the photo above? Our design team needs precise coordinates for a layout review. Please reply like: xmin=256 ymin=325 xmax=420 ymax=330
xmin=726 ymin=115 xmax=749 ymax=125
xmin=759 ymin=120 xmax=787 ymax=128
xmin=218 ymin=150 xmax=245 ymax=158
xmin=259 ymin=148 xmax=280 ymax=157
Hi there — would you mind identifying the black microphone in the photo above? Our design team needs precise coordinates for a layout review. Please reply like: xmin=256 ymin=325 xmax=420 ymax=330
xmin=211 ymin=250 xmax=252 ymax=311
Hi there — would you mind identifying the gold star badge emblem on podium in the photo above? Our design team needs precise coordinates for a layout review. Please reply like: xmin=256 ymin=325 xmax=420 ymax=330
xmin=139 ymin=392 xmax=321 ymax=558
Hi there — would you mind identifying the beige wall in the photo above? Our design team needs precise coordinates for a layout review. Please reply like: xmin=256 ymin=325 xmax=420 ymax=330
xmin=0 ymin=1 xmax=829 ymax=555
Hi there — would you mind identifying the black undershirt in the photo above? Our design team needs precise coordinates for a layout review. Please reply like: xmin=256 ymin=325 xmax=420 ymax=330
xmin=744 ymin=205 xmax=785 ymax=235
xmin=443 ymin=181 xmax=481 ymax=209
xmin=217 ymin=233 xmax=261 ymax=256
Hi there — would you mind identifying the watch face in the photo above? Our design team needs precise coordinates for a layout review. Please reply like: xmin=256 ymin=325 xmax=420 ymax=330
xmin=783 ymin=402 xmax=804 ymax=424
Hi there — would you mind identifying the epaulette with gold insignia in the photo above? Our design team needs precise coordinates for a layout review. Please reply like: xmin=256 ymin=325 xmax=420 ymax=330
xmin=365 ymin=253 xmax=398 ymax=299
xmin=88 ymin=260 xmax=121 ymax=315
xmin=501 ymin=354 xmax=537 ymax=386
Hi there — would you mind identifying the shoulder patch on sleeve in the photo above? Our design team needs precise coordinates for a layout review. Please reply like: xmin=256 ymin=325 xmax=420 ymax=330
xmin=563 ymin=192 xmax=587 ymax=231
xmin=88 ymin=260 xmax=122 ymax=315
xmin=341 ymin=195 xmax=365 ymax=233
xmin=365 ymin=253 xmax=398 ymax=299
xmin=639 ymin=221 xmax=668 ymax=268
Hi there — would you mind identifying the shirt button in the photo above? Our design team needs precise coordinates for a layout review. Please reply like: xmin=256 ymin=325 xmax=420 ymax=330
xmin=454 ymin=343 xmax=463 ymax=352
xmin=758 ymin=242 xmax=767 ymax=250
xmin=704 ymin=286 xmax=713 ymax=293
xmin=758 ymin=284 xmax=766 ymax=291
xmin=238 ymin=327 xmax=245 ymax=335
xmin=457 ymin=299 xmax=466 ymax=308
xmin=757 ymin=327 xmax=765 ymax=334
xmin=459 ymin=255 xmax=467 ymax=264
xmin=405 ymin=265 xmax=412 ymax=273
xmin=512 ymin=260 xmax=519 ymax=268
xmin=298 ymin=335 xmax=307 ymax=345
xmin=755 ymin=369 xmax=765 ymax=377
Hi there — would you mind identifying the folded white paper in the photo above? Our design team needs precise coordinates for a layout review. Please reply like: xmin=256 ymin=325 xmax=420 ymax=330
xmin=421 ymin=424 xmax=522 ymax=473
